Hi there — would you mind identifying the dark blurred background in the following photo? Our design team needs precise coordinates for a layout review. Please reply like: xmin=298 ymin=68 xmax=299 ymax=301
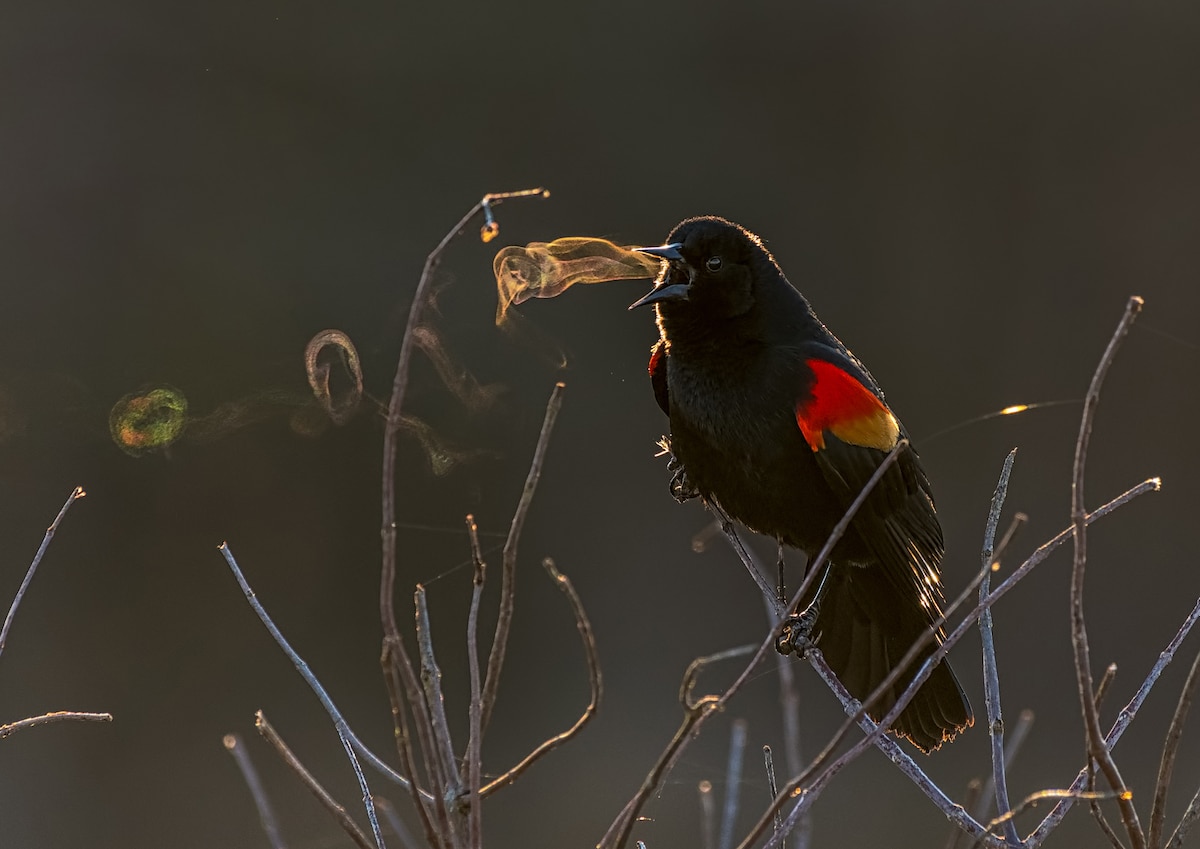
xmin=2 ymin=1 xmax=1198 ymax=847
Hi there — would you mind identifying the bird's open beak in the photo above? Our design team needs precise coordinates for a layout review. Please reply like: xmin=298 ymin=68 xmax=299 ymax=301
xmin=629 ymin=243 xmax=688 ymax=309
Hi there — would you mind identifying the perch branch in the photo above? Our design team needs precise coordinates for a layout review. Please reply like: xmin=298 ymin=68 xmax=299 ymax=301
xmin=463 ymin=515 xmax=486 ymax=849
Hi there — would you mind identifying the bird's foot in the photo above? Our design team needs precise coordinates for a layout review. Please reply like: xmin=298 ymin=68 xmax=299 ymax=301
xmin=666 ymin=453 xmax=700 ymax=503
xmin=775 ymin=607 xmax=819 ymax=657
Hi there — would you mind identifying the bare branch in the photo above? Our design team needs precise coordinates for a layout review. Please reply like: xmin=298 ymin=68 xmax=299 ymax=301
xmin=380 ymin=640 xmax=444 ymax=849
xmin=989 ymin=787 xmax=1123 ymax=835
xmin=219 ymin=544 xmax=386 ymax=849
xmin=481 ymin=557 xmax=600 ymax=796
xmin=1070 ymin=296 xmax=1146 ymax=849
xmin=1095 ymin=663 xmax=1119 ymax=709
xmin=0 ymin=710 xmax=111 ymax=739
xmin=0 ymin=486 xmax=86 ymax=659
xmin=382 ymin=636 xmax=455 ymax=845
xmin=414 ymin=586 xmax=461 ymax=798
xmin=763 ymin=746 xmax=782 ymax=841
xmin=1150 ymin=648 xmax=1200 ymax=849
xmin=979 ymin=449 xmax=1021 ymax=846
xmin=255 ymin=712 xmax=374 ymax=849
xmin=481 ymin=381 xmax=565 ymax=734
xmin=463 ymin=515 xmax=486 ymax=849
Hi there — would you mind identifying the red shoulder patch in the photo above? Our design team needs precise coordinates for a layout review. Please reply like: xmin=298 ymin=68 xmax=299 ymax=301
xmin=796 ymin=359 xmax=900 ymax=451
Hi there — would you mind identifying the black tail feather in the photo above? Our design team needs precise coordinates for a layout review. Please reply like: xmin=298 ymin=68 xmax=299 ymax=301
xmin=813 ymin=563 xmax=973 ymax=753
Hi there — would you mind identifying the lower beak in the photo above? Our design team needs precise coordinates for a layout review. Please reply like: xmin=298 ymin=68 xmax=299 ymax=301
xmin=629 ymin=281 xmax=690 ymax=310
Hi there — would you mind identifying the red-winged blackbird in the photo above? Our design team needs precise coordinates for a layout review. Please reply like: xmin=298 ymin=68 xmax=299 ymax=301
xmin=631 ymin=216 xmax=972 ymax=752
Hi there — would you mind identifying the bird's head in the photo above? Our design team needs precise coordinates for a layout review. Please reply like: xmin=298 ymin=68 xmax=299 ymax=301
xmin=629 ymin=216 xmax=778 ymax=321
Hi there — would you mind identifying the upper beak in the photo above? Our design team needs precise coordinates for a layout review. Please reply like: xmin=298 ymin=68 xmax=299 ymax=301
xmin=629 ymin=242 xmax=688 ymax=309
xmin=634 ymin=242 xmax=684 ymax=261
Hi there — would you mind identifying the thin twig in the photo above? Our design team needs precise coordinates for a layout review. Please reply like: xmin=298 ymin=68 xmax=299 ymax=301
xmin=763 ymin=746 xmax=783 ymax=842
xmin=1069 ymin=296 xmax=1145 ymax=849
xmin=480 ymin=381 xmax=565 ymax=735
xmin=380 ymin=188 xmax=549 ymax=646
xmin=414 ymin=586 xmax=461 ymax=798
xmin=1150 ymin=648 xmax=1200 ymax=849
xmin=383 ymin=635 xmax=456 ymax=844
xmin=979 ymin=449 xmax=1021 ymax=846
xmin=219 ymin=544 xmax=386 ymax=849
xmin=224 ymin=732 xmax=287 ymax=849
xmin=463 ymin=515 xmax=486 ymax=849
xmin=1096 ymin=664 xmax=1119 ymax=709
xmin=599 ymin=645 xmax=757 ymax=849
xmin=1027 ymin=594 xmax=1200 ymax=846
xmin=480 ymin=557 xmax=600 ymax=796
xmin=718 ymin=719 xmax=748 ymax=849
xmin=699 ymin=781 xmax=716 ymax=849
xmin=0 ymin=486 xmax=86 ymax=659
xmin=0 ymin=710 xmax=111 ymax=739
xmin=255 ymin=712 xmax=374 ymax=849
xmin=989 ymin=787 xmax=1123 ymax=834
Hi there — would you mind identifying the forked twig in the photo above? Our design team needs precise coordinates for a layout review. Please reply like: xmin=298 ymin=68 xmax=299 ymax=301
xmin=600 ymin=645 xmax=757 ymax=849
xmin=480 ymin=557 xmax=601 ymax=796
xmin=1069 ymin=296 xmax=1145 ymax=849
xmin=255 ymin=712 xmax=374 ymax=849
xmin=219 ymin=544 xmax=386 ymax=849
xmin=380 ymin=188 xmax=549 ymax=645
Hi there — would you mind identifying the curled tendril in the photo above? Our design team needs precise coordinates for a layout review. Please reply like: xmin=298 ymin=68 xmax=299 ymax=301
xmin=109 ymin=386 xmax=189 ymax=456
xmin=304 ymin=329 xmax=363 ymax=426
xmin=493 ymin=237 xmax=661 ymax=324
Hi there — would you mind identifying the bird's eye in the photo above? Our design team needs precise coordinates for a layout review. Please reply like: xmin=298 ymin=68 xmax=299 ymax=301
xmin=706 ymin=256 xmax=723 ymax=272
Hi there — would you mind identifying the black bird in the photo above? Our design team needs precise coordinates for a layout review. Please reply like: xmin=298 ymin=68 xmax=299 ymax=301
xmin=631 ymin=216 xmax=972 ymax=752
